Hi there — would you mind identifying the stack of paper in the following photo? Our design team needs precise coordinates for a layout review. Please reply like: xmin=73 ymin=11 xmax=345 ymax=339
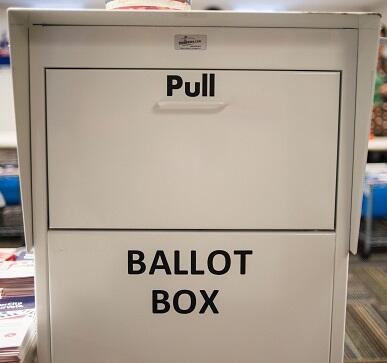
xmin=0 ymin=251 xmax=36 ymax=363
xmin=0 ymin=260 xmax=34 ymax=299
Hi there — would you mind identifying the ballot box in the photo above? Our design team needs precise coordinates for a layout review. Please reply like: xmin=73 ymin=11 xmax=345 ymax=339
xmin=8 ymin=10 xmax=380 ymax=363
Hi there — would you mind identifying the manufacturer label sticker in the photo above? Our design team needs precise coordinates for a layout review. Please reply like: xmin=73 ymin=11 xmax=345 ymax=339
xmin=175 ymin=35 xmax=207 ymax=50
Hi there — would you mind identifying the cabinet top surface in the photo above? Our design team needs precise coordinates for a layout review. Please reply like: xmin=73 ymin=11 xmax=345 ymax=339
xmin=7 ymin=9 xmax=381 ymax=29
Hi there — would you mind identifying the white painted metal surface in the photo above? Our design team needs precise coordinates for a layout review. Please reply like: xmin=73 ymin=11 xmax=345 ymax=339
xmin=6 ymin=9 xmax=380 ymax=29
xmin=46 ymin=69 xmax=339 ymax=230
xmin=48 ymin=232 xmax=335 ymax=363
xmin=8 ymin=10 xmax=380 ymax=363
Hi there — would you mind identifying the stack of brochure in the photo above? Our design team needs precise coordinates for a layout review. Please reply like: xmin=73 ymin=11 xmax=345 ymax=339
xmin=0 ymin=258 xmax=34 ymax=299
xmin=0 ymin=250 xmax=36 ymax=363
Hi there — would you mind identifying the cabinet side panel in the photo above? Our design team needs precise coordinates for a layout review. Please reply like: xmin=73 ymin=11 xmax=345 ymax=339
xmin=29 ymin=27 xmax=52 ymax=363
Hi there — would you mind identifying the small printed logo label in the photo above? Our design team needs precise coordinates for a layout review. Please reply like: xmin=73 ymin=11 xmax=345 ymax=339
xmin=175 ymin=35 xmax=207 ymax=50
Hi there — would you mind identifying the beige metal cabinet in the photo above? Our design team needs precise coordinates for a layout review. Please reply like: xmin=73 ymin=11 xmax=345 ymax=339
xmin=9 ymin=10 xmax=380 ymax=363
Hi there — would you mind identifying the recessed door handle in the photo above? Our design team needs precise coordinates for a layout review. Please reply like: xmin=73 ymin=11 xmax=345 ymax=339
xmin=156 ymin=100 xmax=227 ymax=112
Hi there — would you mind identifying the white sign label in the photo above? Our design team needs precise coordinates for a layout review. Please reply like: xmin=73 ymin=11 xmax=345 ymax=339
xmin=175 ymin=35 xmax=207 ymax=50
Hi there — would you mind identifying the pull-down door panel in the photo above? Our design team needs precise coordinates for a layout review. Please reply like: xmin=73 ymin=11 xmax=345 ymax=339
xmin=46 ymin=69 xmax=340 ymax=230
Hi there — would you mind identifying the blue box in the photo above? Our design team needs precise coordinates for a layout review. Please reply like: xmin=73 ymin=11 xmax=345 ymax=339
xmin=0 ymin=175 xmax=21 ymax=205
xmin=361 ymin=184 xmax=387 ymax=218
